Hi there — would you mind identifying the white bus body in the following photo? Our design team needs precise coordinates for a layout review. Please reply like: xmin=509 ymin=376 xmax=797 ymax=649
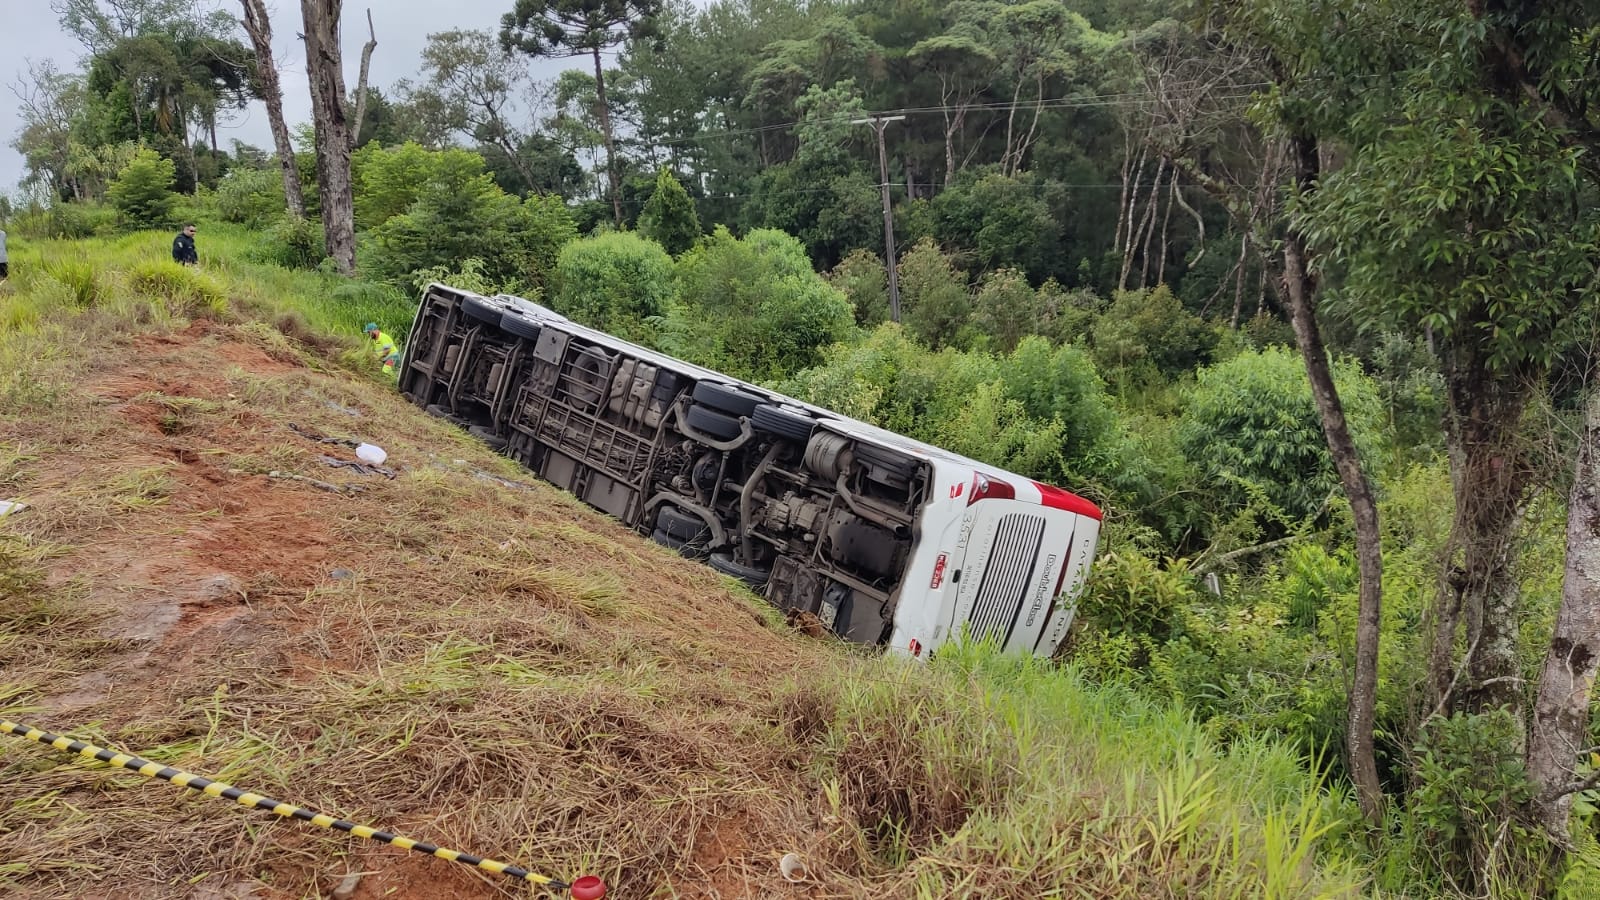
xmin=399 ymin=284 xmax=1102 ymax=659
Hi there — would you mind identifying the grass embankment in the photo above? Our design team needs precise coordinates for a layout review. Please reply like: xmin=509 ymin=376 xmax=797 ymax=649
xmin=0 ymin=228 xmax=1365 ymax=898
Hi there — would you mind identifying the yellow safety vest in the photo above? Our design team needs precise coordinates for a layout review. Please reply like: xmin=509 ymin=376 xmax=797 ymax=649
xmin=372 ymin=330 xmax=398 ymax=360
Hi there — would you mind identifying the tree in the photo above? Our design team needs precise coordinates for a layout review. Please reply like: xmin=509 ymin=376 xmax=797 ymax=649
xmin=502 ymin=0 xmax=663 ymax=227
xmin=909 ymin=28 xmax=995 ymax=185
xmin=417 ymin=30 xmax=536 ymax=186
xmin=638 ymin=168 xmax=700 ymax=255
xmin=106 ymin=147 xmax=177 ymax=226
xmin=239 ymin=0 xmax=303 ymax=218
xmin=300 ymin=0 xmax=356 ymax=274
xmin=10 ymin=61 xmax=86 ymax=200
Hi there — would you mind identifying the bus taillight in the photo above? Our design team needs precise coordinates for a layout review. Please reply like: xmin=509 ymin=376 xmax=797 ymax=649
xmin=968 ymin=472 xmax=1015 ymax=505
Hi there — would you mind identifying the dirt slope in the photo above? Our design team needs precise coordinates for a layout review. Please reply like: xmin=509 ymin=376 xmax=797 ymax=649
xmin=0 ymin=320 xmax=840 ymax=899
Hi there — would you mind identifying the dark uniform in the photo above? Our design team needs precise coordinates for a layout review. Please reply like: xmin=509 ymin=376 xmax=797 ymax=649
xmin=172 ymin=229 xmax=198 ymax=265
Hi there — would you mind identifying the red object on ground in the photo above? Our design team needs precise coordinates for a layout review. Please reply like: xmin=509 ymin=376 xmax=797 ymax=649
xmin=570 ymin=875 xmax=606 ymax=899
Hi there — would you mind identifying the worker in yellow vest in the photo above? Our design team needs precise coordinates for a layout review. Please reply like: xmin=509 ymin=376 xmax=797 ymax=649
xmin=364 ymin=322 xmax=399 ymax=375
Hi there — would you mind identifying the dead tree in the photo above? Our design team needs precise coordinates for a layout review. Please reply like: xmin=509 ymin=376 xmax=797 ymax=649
xmin=300 ymin=0 xmax=356 ymax=274
xmin=239 ymin=0 xmax=304 ymax=219
xmin=350 ymin=8 xmax=376 ymax=147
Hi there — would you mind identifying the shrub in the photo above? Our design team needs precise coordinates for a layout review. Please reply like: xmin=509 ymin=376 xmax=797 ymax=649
xmin=107 ymin=149 xmax=179 ymax=228
xmin=1177 ymin=347 xmax=1384 ymax=525
xmin=127 ymin=259 xmax=228 ymax=317
xmin=1091 ymin=284 xmax=1217 ymax=382
xmin=249 ymin=215 xmax=325 ymax=270
xmin=365 ymin=163 xmax=576 ymax=293
xmin=215 ymin=167 xmax=286 ymax=229
xmin=829 ymin=248 xmax=888 ymax=327
xmin=667 ymin=226 xmax=855 ymax=380
xmin=972 ymin=267 xmax=1045 ymax=353
xmin=932 ymin=170 xmax=1060 ymax=279
xmin=898 ymin=238 xmax=972 ymax=350
xmin=552 ymin=232 xmax=676 ymax=343
xmin=352 ymin=142 xmax=488 ymax=229
xmin=41 ymin=257 xmax=108 ymax=308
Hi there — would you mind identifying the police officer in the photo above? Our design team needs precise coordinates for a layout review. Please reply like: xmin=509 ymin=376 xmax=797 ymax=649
xmin=172 ymin=224 xmax=198 ymax=265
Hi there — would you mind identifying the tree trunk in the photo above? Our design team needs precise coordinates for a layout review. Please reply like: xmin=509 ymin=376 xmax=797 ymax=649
xmin=1002 ymin=77 xmax=1025 ymax=177
xmin=591 ymin=46 xmax=623 ymax=227
xmin=1126 ymin=154 xmax=1165 ymax=291
xmin=300 ymin=0 xmax=356 ymax=274
xmin=1231 ymin=232 xmax=1248 ymax=327
xmin=1282 ymin=132 xmax=1386 ymax=825
xmin=1118 ymin=146 xmax=1148 ymax=292
xmin=240 ymin=0 xmax=305 ymax=219
xmin=350 ymin=7 xmax=376 ymax=149
xmin=1433 ymin=354 xmax=1534 ymax=715
xmin=1139 ymin=156 xmax=1169 ymax=288
xmin=1526 ymin=391 xmax=1600 ymax=845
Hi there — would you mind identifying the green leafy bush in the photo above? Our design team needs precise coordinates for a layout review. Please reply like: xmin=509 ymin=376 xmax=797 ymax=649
xmin=365 ymin=162 xmax=576 ymax=293
xmin=38 ymin=202 xmax=121 ymax=239
xmin=829 ymin=248 xmax=889 ymax=327
xmin=215 ymin=167 xmax=286 ymax=229
xmin=667 ymin=226 xmax=855 ymax=380
xmin=1177 ymin=347 xmax=1384 ymax=525
xmin=899 ymin=238 xmax=972 ymax=350
xmin=106 ymin=149 xmax=179 ymax=228
xmin=249 ymin=215 xmax=325 ymax=271
xmin=1091 ymin=285 xmax=1218 ymax=384
xmin=972 ymin=268 xmax=1045 ymax=353
xmin=932 ymin=170 xmax=1060 ymax=280
xmin=552 ymin=232 xmax=676 ymax=343
xmin=352 ymin=142 xmax=488 ymax=229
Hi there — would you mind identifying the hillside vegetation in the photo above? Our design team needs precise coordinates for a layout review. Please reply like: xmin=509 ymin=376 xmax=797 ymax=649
xmin=10 ymin=0 xmax=1600 ymax=895
xmin=0 ymin=231 xmax=1364 ymax=897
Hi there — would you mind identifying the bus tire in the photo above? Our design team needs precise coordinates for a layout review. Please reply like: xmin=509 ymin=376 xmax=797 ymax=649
xmin=854 ymin=441 xmax=917 ymax=477
xmin=685 ymin=404 xmax=741 ymax=441
xmin=656 ymin=505 xmax=709 ymax=543
xmin=500 ymin=312 xmax=541 ymax=340
xmin=462 ymin=295 xmax=502 ymax=325
xmin=752 ymin=403 xmax=815 ymax=443
xmin=468 ymin=424 xmax=508 ymax=451
xmin=692 ymin=381 xmax=762 ymax=417
xmin=425 ymin=403 xmax=452 ymax=418
xmin=650 ymin=527 xmax=686 ymax=550
xmin=709 ymin=551 xmax=769 ymax=589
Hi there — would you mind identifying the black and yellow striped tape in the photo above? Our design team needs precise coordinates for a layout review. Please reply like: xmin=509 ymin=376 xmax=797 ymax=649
xmin=1 ymin=719 xmax=572 ymax=891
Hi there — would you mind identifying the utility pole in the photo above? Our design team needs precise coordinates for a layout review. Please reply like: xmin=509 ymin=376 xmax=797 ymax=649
xmin=853 ymin=114 xmax=906 ymax=322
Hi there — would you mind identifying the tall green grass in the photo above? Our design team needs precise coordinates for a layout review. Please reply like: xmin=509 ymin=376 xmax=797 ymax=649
xmin=0 ymin=224 xmax=415 ymax=345
xmin=789 ymin=639 xmax=1367 ymax=897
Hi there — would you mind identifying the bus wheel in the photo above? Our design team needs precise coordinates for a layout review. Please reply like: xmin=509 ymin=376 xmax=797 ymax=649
xmin=692 ymin=381 xmax=763 ymax=417
xmin=461 ymin=295 xmax=504 ymax=325
xmin=709 ymin=552 xmax=769 ymax=589
xmin=656 ymin=505 xmax=710 ymax=543
xmin=685 ymin=404 xmax=741 ymax=441
xmin=752 ymin=403 xmax=815 ymax=443
xmin=468 ymin=424 xmax=508 ymax=451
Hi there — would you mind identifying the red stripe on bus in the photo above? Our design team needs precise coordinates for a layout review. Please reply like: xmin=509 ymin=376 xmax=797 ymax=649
xmin=1030 ymin=481 xmax=1103 ymax=520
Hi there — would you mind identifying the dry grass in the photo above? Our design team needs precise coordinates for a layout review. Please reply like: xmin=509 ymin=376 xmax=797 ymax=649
xmin=0 ymin=231 xmax=1369 ymax=899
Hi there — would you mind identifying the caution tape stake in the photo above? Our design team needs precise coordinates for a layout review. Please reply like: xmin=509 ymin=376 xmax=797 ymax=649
xmin=1 ymin=719 xmax=605 ymax=899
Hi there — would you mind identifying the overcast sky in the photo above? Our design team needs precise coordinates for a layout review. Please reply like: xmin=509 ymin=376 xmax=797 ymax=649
xmin=0 ymin=0 xmax=592 ymax=193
